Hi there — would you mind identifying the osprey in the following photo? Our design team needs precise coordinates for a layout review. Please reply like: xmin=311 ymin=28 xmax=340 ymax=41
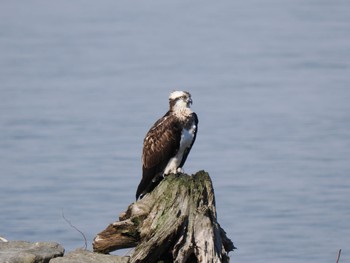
xmin=136 ymin=91 xmax=198 ymax=199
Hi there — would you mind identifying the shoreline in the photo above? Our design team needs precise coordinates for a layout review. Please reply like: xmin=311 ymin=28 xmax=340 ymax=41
xmin=0 ymin=240 xmax=129 ymax=263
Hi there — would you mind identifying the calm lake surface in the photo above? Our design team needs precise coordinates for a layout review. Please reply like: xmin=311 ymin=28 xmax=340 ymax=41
xmin=1 ymin=1 xmax=350 ymax=262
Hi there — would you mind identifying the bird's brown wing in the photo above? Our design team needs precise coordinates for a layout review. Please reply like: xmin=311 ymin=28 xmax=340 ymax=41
xmin=136 ymin=112 xmax=182 ymax=199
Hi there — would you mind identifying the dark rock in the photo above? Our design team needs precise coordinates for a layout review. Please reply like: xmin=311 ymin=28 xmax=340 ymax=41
xmin=50 ymin=249 xmax=129 ymax=263
xmin=0 ymin=241 xmax=64 ymax=263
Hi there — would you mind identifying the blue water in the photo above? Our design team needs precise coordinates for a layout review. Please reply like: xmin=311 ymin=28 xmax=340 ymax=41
xmin=1 ymin=1 xmax=350 ymax=262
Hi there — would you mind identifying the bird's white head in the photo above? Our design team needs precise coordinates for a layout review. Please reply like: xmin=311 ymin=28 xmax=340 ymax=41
xmin=169 ymin=91 xmax=193 ymax=112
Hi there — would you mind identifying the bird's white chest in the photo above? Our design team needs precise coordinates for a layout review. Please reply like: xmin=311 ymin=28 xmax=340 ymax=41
xmin=164 ymin=123 xmax=196 ymax=175
xmin=179 ymin=124 xmax=196 ymax=151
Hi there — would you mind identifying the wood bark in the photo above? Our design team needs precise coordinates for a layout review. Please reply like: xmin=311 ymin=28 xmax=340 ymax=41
xmin=93 ymin=171 xmax=235 ymax=263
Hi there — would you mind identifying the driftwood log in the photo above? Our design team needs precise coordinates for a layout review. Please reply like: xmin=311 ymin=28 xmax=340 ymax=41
xmin=93 ymin=170 xmax=235 ymax=263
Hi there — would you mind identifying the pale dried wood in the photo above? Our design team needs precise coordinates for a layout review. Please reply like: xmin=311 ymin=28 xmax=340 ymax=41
xmin=93 ymin=171 xmax=235 ymax=263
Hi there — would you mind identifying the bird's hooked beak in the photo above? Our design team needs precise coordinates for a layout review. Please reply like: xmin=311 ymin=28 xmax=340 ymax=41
xmin=188 ymin=97 xmax=193 ymax=105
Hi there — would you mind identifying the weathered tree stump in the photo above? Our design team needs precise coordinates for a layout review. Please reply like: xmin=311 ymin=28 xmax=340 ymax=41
xmin=93 ymin=170 xmax=235 ymax=263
